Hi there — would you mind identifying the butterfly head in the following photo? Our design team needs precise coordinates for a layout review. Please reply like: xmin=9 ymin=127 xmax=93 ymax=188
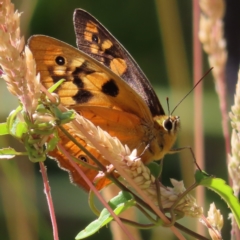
xmin=148 ymin=115 xmax=180 ymax=162
xmin=162 ymin=115 xmax=180 ymax=134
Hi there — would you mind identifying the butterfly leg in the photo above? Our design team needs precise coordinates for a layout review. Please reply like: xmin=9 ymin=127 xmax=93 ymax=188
xmin=169 ymin=146 xmax=202 ymax=172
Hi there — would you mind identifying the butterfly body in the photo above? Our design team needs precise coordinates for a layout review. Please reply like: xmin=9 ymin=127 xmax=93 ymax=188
xmin=28 ymin=9 xmax=180 ymax=191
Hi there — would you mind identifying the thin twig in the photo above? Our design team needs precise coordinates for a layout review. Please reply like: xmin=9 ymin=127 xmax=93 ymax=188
xmin=39 ymin=162 xmax=59 ymax=240
xmin=193 ymin=0 xmax=205 ymax=236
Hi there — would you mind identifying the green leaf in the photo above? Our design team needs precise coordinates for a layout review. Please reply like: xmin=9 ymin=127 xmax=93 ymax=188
xmin=75 ymin=191 xmax=134 ymax=239
xmin=196 ymin=170 xmax=240 ymax=228
xmin=0 ymin=147 xmax=26 ymax=159
xmin=48 ymin=79 xmax=65 ymax=93
xmin=0 ymin=122 xmax=9 ymax=135
xmin=7 ymin=107 xmax=28 ymax=140
xmin=46 ymin=135 xmax=59 ymax=151
xmin=52 ymin=107 xmax=75 ymax=124
xmin=194 ymin=169 xmax=210 ymax=183
xmin=24 ymin=135 xmax=47 ymax=163
xmin=12 ymin=121 xmax=28 ymax=139
xmin=147 ymin=161 xmax=162 ymax=178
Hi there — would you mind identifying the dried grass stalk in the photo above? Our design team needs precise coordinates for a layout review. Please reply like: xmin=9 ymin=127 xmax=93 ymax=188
xmin=0 ymin=0 xmax=41 ymax=116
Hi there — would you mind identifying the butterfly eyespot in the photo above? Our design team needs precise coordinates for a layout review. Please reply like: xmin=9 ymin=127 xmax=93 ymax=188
xmin=55 ymin=56 xmax=65 ymax=65
xmin=163 ymin=118 xmax=173 ymax=131
xmin=78 ymin=155 xmax=88 ymax=162
xmin=92 ymin=34 xmax=99 ymax=43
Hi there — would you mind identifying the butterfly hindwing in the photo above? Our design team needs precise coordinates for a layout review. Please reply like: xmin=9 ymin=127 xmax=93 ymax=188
xmin=73 ymin=9 xmax=165 ymax=117
xmin=50 ymin=123 xmax=112 ymax=191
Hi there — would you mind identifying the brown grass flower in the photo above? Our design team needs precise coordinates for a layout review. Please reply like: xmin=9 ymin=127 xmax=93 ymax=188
xmin=199 ymin=0 xmax=226 ymax=81
xmin=0 ymin=0 xmax=41 ymax=116
xmin=229 ymin=70 xmax=240 ymax=196
xmin=206 ymin=203 xmax=223 ymax=240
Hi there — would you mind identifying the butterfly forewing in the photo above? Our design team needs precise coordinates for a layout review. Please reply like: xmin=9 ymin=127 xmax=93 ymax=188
xmin=28 ymin=35 xmax=152 ymax=120
xmin=73 ymin=9 xmax=165 ymax=117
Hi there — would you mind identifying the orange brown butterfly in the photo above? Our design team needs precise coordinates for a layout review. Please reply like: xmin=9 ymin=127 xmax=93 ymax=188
xmin=27 ymin=9 xmax=180 ymax=191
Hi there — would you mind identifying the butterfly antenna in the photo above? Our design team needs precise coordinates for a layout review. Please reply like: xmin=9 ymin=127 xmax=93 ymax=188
xmin=166 ymin=97 xmax=171 ymax=116
xmin=171 ymin=67 xmax=213 ymax=115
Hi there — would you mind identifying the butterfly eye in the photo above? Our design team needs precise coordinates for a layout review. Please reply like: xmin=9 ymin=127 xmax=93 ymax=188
xmin=92 ymin=34 xmax=99 ymax=43
xmin=55 ymin=56 xmax=65 ymax=65
xmin=163 ymin=118 xmax=173 ymax=131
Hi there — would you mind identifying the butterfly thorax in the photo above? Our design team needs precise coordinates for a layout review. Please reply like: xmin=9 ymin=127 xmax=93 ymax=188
xmin=144 ymin=115 xmax=180 ymax=163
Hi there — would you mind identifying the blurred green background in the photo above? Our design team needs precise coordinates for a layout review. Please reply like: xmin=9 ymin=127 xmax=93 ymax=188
xmin=0 ymin=0 xmax=233 ymax=239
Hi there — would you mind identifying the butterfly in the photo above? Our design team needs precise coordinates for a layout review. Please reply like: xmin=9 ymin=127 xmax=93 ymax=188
xmin=27 ymin=9 xmax=180 ymax=191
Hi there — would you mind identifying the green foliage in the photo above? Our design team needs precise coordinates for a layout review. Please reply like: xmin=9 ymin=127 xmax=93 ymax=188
xmin=75 ymin=191 xmax=134 ymax=239
xmin=196 ymin=170 xmax=240 ymax=228
xmin=147 ymin=161 xmax=162 ymax=178
xmin=0 ymin=80 xmax=75 ymax=162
